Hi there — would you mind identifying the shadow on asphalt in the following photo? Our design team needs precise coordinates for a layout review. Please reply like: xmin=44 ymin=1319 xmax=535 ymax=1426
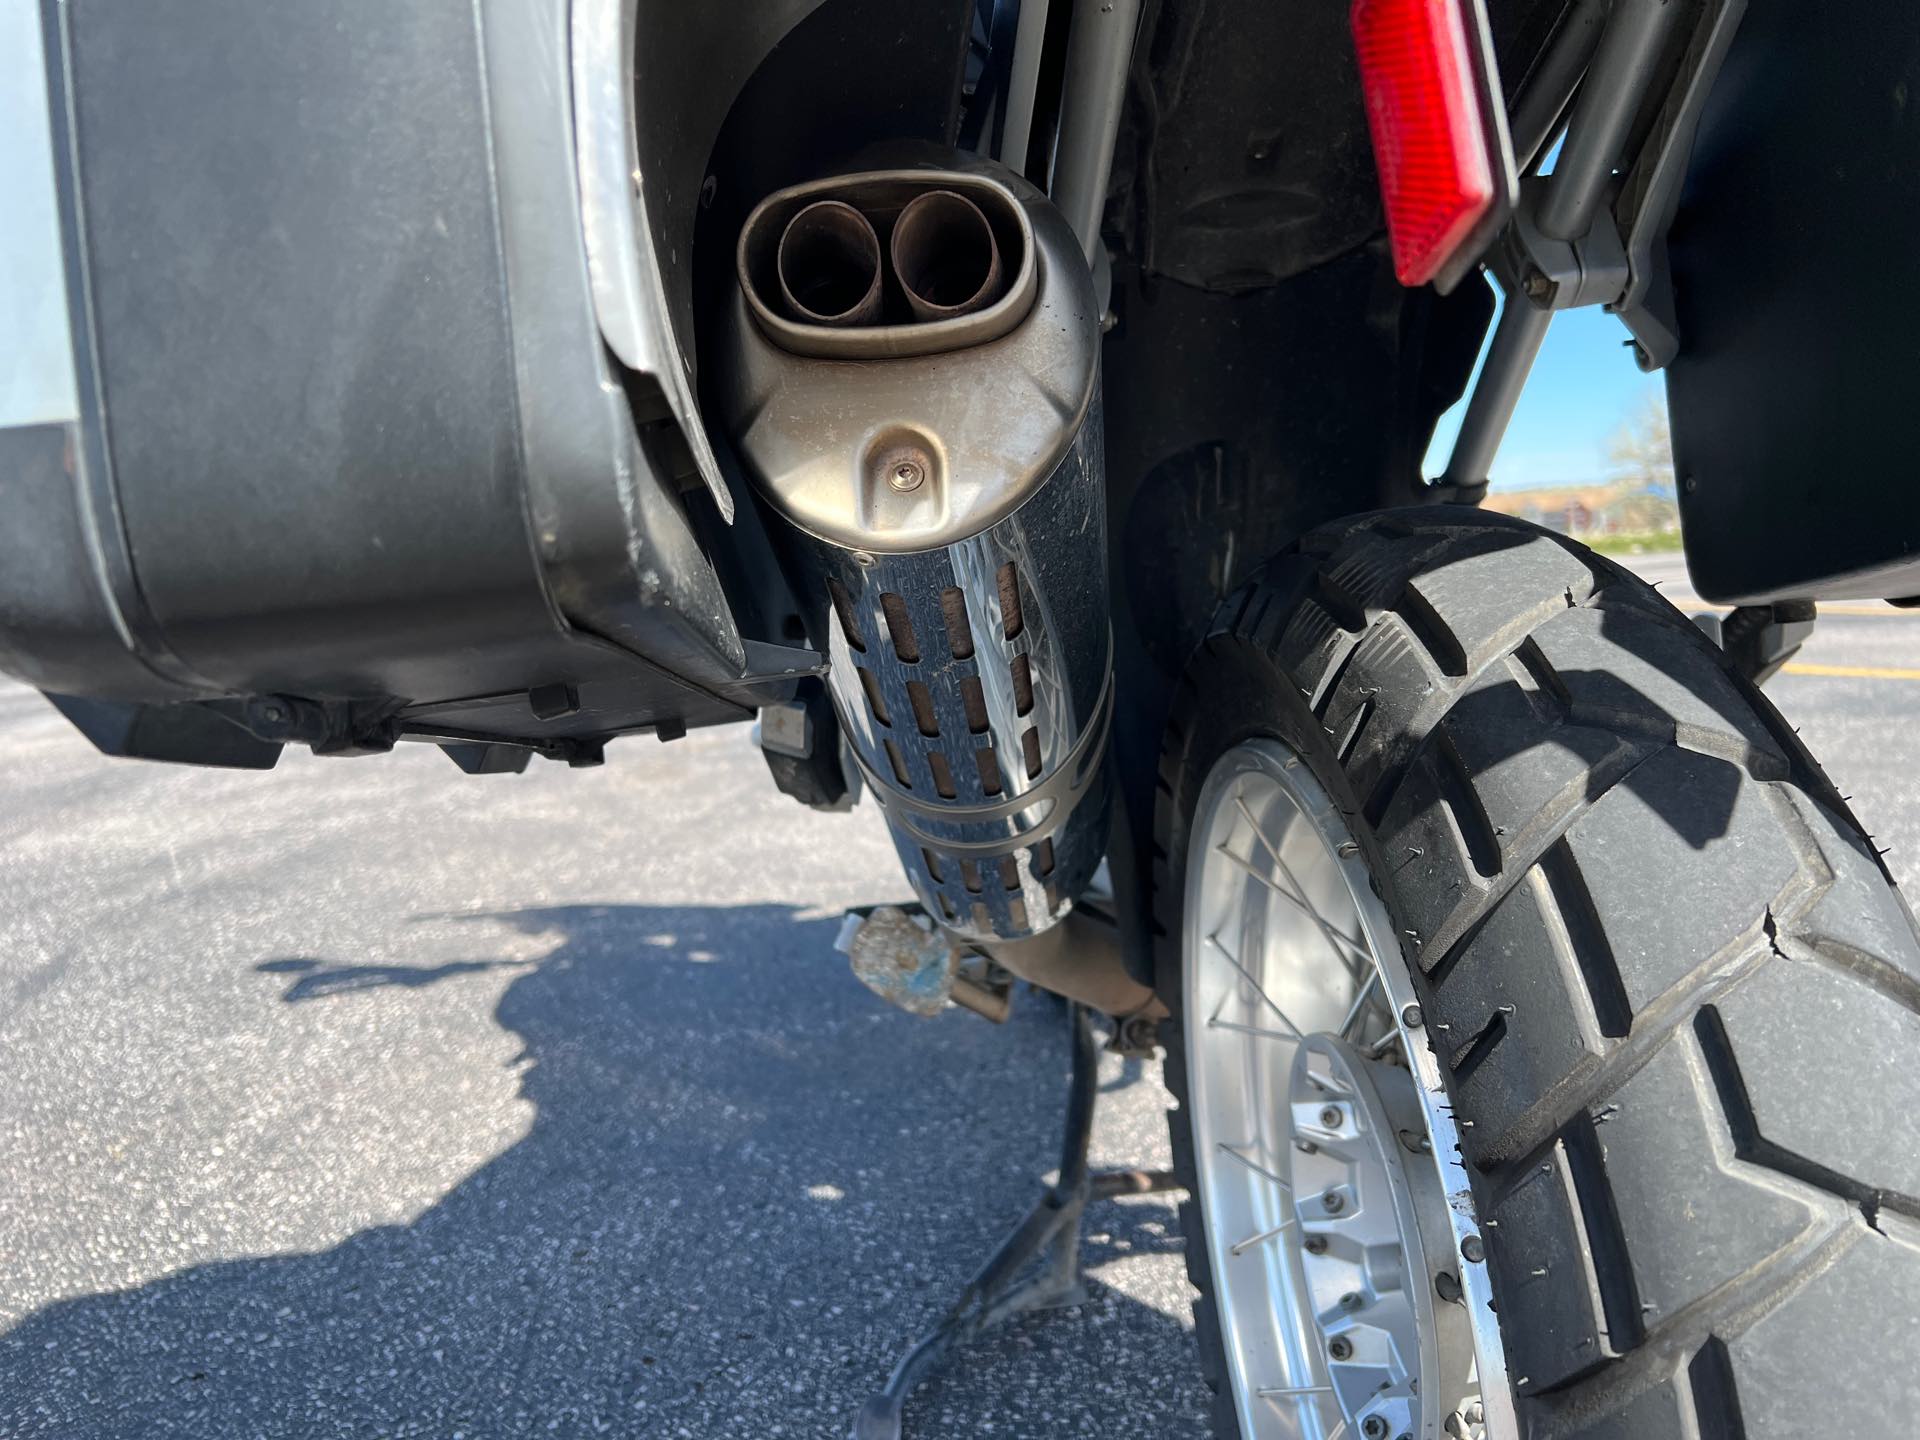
xmin=0 ymin=903 xmax=1205 ymax=1438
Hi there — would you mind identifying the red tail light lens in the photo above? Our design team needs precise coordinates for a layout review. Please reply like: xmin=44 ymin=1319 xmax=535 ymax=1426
xmin=1351 ymin=0 xmax=1500 ymax=288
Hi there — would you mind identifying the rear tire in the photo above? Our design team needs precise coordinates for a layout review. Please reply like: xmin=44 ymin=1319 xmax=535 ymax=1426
xmin=1154 ymin=509 xmax=1920 ymax=1439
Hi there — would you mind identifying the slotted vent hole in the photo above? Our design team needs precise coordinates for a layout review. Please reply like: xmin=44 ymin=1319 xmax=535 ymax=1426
xmin=1010 ymin=654 xmax=1035 ymax=717
xmin=880 ymin=593 xmax=919 ymax=662
xmin=1032 ymin=837 xmax=1055 ymax=877
xmin=937 ymin=892 xmax=957 ymax=921
xmin=921 ymin=848 xmax=945 ymax=883
xmin=884 ymin=739 xmax=911 ymax=788
xmin=857 ymin=667 xmax=891 ymax=728
xmin=940 ymin=587 xmax=975 ymax=660
xmin=929 ymin=751 xmax=958 ymax=799
xmin=959 ymin=858 xmax=983 ymax=893
xmin=960 ymin=676 xmax=990 ymax=734
xmin=827 ymin=578 xmax=865 ymax=652
xmin=997 ymin=562 xmax=1024 ymax=639
xmin=971 ymin=901 xmax=992 ymax=932
xmin=906 ymin=680 xmax=940 ymax=737
xmin=1007 ymin=896 xmax=1029 ymax=931
xmin=975 ymin=746 xmax=1003 ymax=796
xmin=1022 ymin=727 xmax=1042 ymax=779
xmin=998 ymin=856 xmax=1021 ymax=891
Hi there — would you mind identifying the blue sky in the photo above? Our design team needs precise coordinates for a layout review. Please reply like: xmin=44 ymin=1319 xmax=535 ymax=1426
xmin=1425 ymin=284 xmax=1668 ymax=492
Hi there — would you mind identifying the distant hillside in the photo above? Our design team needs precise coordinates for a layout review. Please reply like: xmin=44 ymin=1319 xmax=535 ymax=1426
xmin=1481 ymin=480 xmax=1678 ymax=538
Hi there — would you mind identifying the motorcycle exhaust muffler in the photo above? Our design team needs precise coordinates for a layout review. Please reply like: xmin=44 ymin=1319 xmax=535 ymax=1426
xmin=720 ymin=159 xmax=1108 ymax=941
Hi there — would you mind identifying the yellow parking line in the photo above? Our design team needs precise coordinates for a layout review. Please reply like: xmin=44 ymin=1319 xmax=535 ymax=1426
xmin=1781 ymin=662 xmax=1920 ymax=681
xmin=1670 ymin=599 xmax=1906 ymax=617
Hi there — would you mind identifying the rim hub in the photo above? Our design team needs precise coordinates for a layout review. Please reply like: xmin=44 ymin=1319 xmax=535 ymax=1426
xmin=1182 ymin=738 xmax=1498 ymax=1440
xmin=1287 ymin=1035 xmax=1445 ymax=1440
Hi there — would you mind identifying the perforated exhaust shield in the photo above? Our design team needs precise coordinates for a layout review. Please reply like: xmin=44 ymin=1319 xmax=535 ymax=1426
xmin=719 ymin=158 xmax=1109 ymax=940
xmin=811 ymin=416 xmax=1109 ymax=938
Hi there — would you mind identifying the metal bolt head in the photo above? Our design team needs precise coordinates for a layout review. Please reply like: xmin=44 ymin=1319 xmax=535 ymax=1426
xmin=1434 ymin=1271 xmax=1463 ymax=1303
xmin=1329 ymin=1336 xmax=1354 ymax=1362
xmin=1340 ymin=1290 xmax=1364 ymax=1312
xmin=1304 ymin=1234 xmax=1329 ymax=1255
xmin=1522 ymin=268 xmax=1554 ymax=303
xmin=1461 ymin=1233 xmax=1485 ymax=1263
xmin=1465 ymin=1402 xmax=1485 ymax=1426
xmin=1363 ymin=1415 xmax=1388 ymax=1439
xmin=1320 ymin=1104 xmax=1344 ymax=1129
xmin=1321 ymin=1187 xmax=1346 ymax=1215
xmin=1400 ymin=1002 xmax=1423 ymax=1028
xmin=887 ymin=458 xmax=926 ymax=493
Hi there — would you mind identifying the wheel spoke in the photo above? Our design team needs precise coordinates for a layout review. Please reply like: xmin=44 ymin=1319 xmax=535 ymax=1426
xmin=1205 ymin=932 xmax=1305 ymax=1037
xmin=1231 ymin=795 xmax=1372 ymax=975
xmin=1207 ymin=1016 xmax=1301 ymax=1043
xmin=1337 ymin=972 xmax=1382 ymax=1040
xmin=1217 ymin=1141 xmax=1292 ymax=1189
xmin=1230 ymin=1218 xmax=1297 ymax=1255
xmin=1364 ymin=1027 xmax=1406 ymax=1061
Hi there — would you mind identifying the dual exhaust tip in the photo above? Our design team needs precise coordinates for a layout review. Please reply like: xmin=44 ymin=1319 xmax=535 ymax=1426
xmin=776 ymin=190 xmax=1006 ymax=327
xmin=738 ymin=169 xmax=1038 ymax=357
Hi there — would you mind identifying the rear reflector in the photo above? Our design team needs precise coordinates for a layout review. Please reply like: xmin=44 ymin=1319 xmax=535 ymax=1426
xmin=1351 ymin=0 xmax=1501 ymax=288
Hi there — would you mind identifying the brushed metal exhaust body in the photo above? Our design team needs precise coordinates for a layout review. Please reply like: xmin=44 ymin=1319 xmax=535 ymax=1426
xmin=721 ymin=159 xmax=1109 ymax=941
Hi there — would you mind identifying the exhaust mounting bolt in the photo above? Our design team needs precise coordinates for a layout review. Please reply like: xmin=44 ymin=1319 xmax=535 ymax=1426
xmin=888 ymin=459 xmax=926 ymax=493
xmin=1330 ymin=1336 xmax=1354 ymax=1362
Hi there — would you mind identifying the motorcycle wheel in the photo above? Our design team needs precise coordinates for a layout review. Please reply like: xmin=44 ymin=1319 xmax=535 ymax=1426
xmin=1152 ymin=509 xmax=1920 ymax=1440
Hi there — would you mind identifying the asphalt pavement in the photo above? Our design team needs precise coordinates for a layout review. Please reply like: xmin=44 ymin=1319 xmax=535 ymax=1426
xmin=1 ymin=549 xmax=1914 ymax=1439
xmin=1625 ymin=548 xmax=1920 ymax=873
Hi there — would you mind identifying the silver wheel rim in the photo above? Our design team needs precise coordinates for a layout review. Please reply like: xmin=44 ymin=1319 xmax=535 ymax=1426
xmin=1183 ymin=739 xmax=1514 ymax=1440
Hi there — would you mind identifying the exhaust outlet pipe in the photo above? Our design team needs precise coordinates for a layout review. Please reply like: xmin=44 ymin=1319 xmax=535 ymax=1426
xmin=722 ymin=161 xmax=1108 ymax=941
xmin=776 ymin=200 xmax=883 ymax=327
xmin=890 ymin=189 xmax=1005 ymax=321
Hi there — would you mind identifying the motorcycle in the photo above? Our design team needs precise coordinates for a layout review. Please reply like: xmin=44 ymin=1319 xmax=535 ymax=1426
xmin=5 ymin=0 xmax=1917 ymax=1435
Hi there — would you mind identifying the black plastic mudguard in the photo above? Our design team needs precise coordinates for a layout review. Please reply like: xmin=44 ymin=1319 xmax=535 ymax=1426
xmin=1665 ymin=0 xmax=1920 ymax=604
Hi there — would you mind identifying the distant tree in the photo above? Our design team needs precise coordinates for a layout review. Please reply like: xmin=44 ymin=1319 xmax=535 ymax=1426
xmin=1607 ymin=393 xmax=1675 ymax=496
